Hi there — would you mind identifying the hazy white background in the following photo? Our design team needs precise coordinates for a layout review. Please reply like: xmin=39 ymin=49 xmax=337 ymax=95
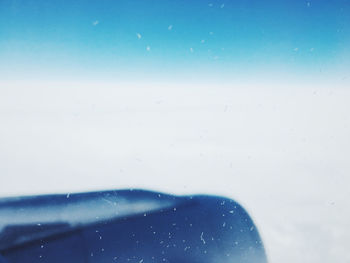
xmin=0 ymin=79 xmax=349 ymax=263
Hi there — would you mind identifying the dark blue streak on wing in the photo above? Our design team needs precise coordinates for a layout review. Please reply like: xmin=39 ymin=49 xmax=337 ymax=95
xmin=0 ymin=189 xmax=181 ymax=250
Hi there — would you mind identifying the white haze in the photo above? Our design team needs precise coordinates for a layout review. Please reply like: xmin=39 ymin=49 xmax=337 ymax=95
xmin=0 ymin=81 xmax=349 ymax=263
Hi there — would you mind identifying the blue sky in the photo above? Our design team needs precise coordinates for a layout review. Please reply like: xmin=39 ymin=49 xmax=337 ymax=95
xmin=0 ymin=0 xmax=349 ymax=83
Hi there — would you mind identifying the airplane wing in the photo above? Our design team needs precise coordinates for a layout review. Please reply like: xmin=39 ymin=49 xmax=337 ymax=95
xmin=0 ymin=189 xmax=267 ymax=263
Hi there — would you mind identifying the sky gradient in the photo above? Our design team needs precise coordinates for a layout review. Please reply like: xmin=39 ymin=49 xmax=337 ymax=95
xmin=1 ymin=0 xmax=349 ymax=84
